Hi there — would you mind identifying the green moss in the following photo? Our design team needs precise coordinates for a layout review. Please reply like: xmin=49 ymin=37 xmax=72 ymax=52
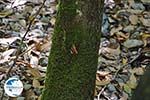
xmin=41 ymin=0 xmax=104 ymax=100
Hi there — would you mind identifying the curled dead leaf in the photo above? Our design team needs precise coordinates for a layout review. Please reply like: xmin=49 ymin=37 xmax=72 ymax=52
xmin=140 ymin=32 xmax=150 ymax=47
xmin=96 ymin=71 xmax=111 ymax=86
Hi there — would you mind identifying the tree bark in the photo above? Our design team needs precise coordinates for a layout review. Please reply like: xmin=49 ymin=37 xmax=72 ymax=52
xmin=131 ymin=67 xmax=150 ymax=100
xmin=41 ymin=0 xmax=104 ymax=100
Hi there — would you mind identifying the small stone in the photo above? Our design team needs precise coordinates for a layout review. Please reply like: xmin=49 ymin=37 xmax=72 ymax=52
xmin=24 ymin=84 xmax=32 ymax=90
xmin=123 ymin=39 xmax=143 ymax=48
xmin=123 ymin=25 xmax=135 ymax=33
xmin=102 ymin=13 xmax=110 ymax=35
xmin=108 ymin=84 xmax=116 ymax=92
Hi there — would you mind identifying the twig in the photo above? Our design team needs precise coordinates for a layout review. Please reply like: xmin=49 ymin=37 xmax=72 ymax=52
xmin=0 ymin=0 xmax=47 ymax=99
xmin=112 ymin=48 xmax=142 ymax=80
xmin=97 ymin=85 xmax=107 ymax=100
xmin=19 ymin=44 xmax=36 ymax=57
xmin=104 ymin=95 xmax=111 ymax=100
xmin=6 ymin=0 xmax=46 ymax=79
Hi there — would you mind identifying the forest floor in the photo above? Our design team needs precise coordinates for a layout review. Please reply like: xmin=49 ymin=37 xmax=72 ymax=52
xmin=0 ymin=0 xmax=149 ymax=100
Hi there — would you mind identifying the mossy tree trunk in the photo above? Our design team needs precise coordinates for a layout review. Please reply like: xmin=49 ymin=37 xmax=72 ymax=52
xmin=131 ymin=67 xmax=150 ymax=100
xmin=41 ymin=0 xmax=104 ymax=100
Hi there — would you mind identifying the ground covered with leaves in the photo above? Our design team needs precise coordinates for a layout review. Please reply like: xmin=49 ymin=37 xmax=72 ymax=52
xmin=0 ymin=0 xmax=149 ymax=100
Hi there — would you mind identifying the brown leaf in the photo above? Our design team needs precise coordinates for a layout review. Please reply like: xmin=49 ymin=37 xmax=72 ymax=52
xmin=96 ymin=71 xmax=111 ymax=86
xmin=27 ymin=67 xmax=41 ymax=78
xmin=25 ymin=89 xmax=37 ymax=100
xmin=132 ymin=67 xmax=144 ymax=75
xmin=32 ymin=79 xmax=40 ymax=88
xmin=0 ymin=67 xmax=7 ymax=72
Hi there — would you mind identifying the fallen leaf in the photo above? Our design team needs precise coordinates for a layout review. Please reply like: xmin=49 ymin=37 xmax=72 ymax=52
xmin=127 ymin=74 xmax=137 ymax=89
xmin=123 ymin=84 xmax=132 ymax=94
xmin=120 ymin=92 xmax=128 ymax=100
xmin=30 ymin=55 xmax=39 ymax=68
xmin=0 ymin=67 xmax=7 ymax=72
xmin=96 ymin=71 xmax=111 ymax=86
xmin=32 ymin=79 xmax=40 ymax=88
xmin=122 ymin=57 xmax=128 ymax=65
xmin=50 ymin=17 xmax=56 ymax=26
xmin=0 ymin=37 xmax=20 ymax=45
xmin=132 ymin=67 xmax=144 ymax=75
xmin=27 ymin=67 xmax=41 ymax=78
xmin=140 ymin=32 xmax=150 ymax=47
xmin=2 ymin=49 xmax=16 ymax=58
xmin=129 ymin=15 xmax=138 ymax=25
xmin=139 ymin=17 xmax=150 ymax=27
xmin=25 ymin=89 xmax=37 ymax=100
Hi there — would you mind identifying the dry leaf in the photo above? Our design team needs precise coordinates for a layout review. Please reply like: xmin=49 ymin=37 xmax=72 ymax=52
xmin=0 ymin=67 xmax=7 ymax=72
xmin=127 ymin=74 xmax=137 ymax=89
xmin=140 ymin=32 xmax=150 ymax=47
xmin=123 ymin=84 xmax=132 ymax=94
xmin=40 ymin=41 xmax=51 ymax=51
xmin=33 ymin=79 xmax=40 ymax=88
xmin=129 ymin=15 xmax=138 ymax=25
xmin=132 ymin=67 xmax=144 ymax=75
xmin=99 ymin=46 xmax=120 ymax=60
xmin=27 ymin=67 xmax=41 ymax=78
xmin=25 ymin=89 xmax=37 ymax=100
xmin=122 ymin=57 xmax=128 ymax=65
xmin=139 ymin=17 xmax=150 ymax=27
xmin=30 ymin=55 xmax=39 ymax=68
xmin=96 ymin=71 xmax=111 ymax=86
xmin=120 ymin=92 xmax=128 ymax=100
xmin=0 ymin=37 xmax=20 ymax=45
xmin=50 ymin=17 xmax=56 ymax=26
xmin=110 ymin=25 xmax=123 ymax=36
xmin=115 ymin=32 xmax=129 ymax=41
xmin=2 ymin=49 xmax=16 ymax=58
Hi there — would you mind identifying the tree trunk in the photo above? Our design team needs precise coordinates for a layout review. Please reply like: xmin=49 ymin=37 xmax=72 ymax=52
xmin=41 ymin=0 xmax=104 ymax=100
xmin=131 ymin=67 xmax=150 ymax=100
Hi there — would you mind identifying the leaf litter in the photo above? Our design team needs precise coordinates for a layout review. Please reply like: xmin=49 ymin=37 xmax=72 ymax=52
xmin=0 ymin=0 xmax=149 ymax=100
